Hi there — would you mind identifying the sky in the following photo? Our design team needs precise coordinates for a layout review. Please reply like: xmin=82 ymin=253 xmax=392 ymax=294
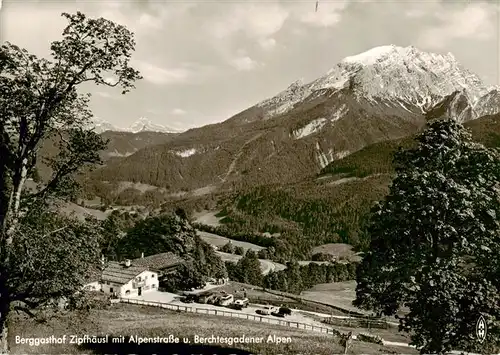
xmin=1 ymin=0 xmax=499 ymax=131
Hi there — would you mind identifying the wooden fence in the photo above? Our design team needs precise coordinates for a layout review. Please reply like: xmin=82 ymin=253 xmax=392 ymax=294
xmin=119 ymin=297 xmax=336 ymax=335
xmin=261 ymin=288 xmax=366 ymax=317
xmin=322 ymin=316 xmax=389 ymax=330
xmin=258 ymin=288 xmax=391 ymax=329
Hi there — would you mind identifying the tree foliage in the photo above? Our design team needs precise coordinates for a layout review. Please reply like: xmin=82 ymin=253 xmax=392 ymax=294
xmin=225 ymin=252 xmax=357 ymax=293
xmin=1 ymin=11 xmax=141 ymax=222
xmin=220 ymin=241 xmax=235 ymax=254
xmin=354 ymin=119 xmax=500 ymax=354
xmin=9 ymin=205 xmax=102 ymax=314
xmin=161 ymin=262 xmax=206 ymax=292
xmin=233 ymin=250 xmax=263 ymax=286
xmin=114 ymin=214 xmax=199 ymax=258
xmin=0 ymin=10 xmax=141 ymax=352
xmin=111 ymin=213 xmax=227 ymax=290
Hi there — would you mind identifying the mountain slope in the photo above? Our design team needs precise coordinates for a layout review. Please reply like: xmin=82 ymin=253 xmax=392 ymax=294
xmin=84 ymin=45 xmax=499 ymax=199
xmin=214 ymin=112 xmax=500 ymax=254
xmin=100 ymin=130 xmax=178 ymax=159
xmin=36 ymin=130 xmax=177 ymax=182
xmin=89 ymin=87 xmax=426 ymax=193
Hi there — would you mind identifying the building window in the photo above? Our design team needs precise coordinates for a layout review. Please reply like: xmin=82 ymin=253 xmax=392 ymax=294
xmin=125 ymin=290 xmax=130 ymax=295
xmin=151 ymin=274 xmax=155 ymax=278
xmin=145 ymin=275 xmax=148 ymax=280
xmin=110 ymin=287 xmax=114 ymax=293
xmin=152 ymin=284 xmax=156 ymax=288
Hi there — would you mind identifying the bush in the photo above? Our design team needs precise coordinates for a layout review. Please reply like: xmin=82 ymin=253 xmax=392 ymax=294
xmin=357 ymin=333 xmax=383 ymax=345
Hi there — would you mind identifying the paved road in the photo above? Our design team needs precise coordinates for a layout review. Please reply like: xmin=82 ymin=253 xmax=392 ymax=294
xmin=128 ymin=291 xmax=332 ymax=330
xmin=198 ymin=231 xmax=264 ymax=251
xmin=216 ymin=251 xmax=286 ymax=275
xmin=125 ymin=291 xmax=479 ymax=354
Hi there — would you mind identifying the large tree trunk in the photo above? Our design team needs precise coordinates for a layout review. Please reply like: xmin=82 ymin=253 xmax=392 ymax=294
xmin=0 ymin=232 xmax=10 ymax=354
xmin=0 ymin=146 xmax=12 ymax=353
xmin=0 ymin=265 xmax=10 ymax=354
xmin=5 ymin=159 xmax=27 ymax=240
xmin=0 ymin=164 xmax=22 ymax=355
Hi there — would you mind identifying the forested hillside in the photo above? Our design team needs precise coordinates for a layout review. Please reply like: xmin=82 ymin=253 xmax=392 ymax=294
xmin=207 ymin=113 xmax=500 ymax=257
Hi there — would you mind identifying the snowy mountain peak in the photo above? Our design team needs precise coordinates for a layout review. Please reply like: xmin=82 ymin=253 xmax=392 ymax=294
xmin=256 ymin=45 xmax=492 ymax=120
xmin=128 ymin=117 xmax=184 ymax=133
xmin=89 ymin=117 xmax=182 ymax=134
xmin=129 ymin=117 xmax=160 ymax=133
xmin=342 ymin=44 xmax=400 ymax=65
xmin=341 ymin=45 xmax=456 ymax=67
xmin=88 ymin=118 xmax=119 ymax=134
xmin=288 ymin=79 xmax=305 ymax=88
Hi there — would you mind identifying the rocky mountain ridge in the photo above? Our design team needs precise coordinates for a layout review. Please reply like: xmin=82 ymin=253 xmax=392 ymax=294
xmin=256 ymin=45 xmax=496 ymax=122
xmin=83 ymin=45 xmax=500 ymax=200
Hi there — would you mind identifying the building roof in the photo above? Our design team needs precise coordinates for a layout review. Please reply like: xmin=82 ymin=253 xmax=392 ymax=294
xmin=101 ymin=262 xmax=148 ymax=285
xmin=132 ymin=252 xmax=184 ymax=271
xmin=84 ymin=266 xmax=103 ymax=284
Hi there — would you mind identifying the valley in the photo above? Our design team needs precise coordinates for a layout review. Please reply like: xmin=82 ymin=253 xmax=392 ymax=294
xmin=77 ymin=41 xmax=499 ymax=334
xmin=44 ymin=45 xmax=500 ymax=309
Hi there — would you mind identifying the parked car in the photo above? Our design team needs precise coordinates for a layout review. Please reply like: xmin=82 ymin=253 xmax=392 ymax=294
xmin=232 ymin=298 xmax=249 ymax=310
xmin=218 ymin=294 xmax=234 ymax=306
xmin=197 ymin=292 xmax=213 ymax=304
xmin=271 ymin=311 xmax=285 ymax=318
xmin=206 ymin=294 xmax=219 ymax=304
xmin=279 ymin=307 xmax=292 ymax=316
xmin=256 ymin=305 xmax=278 ymax=315
xmin=180 ymin=294 xmax=196 ymax=303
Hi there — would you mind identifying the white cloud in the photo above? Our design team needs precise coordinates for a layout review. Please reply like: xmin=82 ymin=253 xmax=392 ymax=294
xmin=95 ymin=3 xmax=196 ymax=38
xmin=207 ymin=3 xmax=289 ymax=57
xmin=296 ymin=1 xmax=348 ymax=28
xmin=94 ymin=91 xmax=122 ymax=100
xmin=417 ymin=3 xmax=496 ymax=49
xmin=137 ymin=13 xmax=162 ymax=30
xmin=229 ymin=56 xmax=260 ymax=71
xmin=103 ymin=77 xmax=116 ymax=85
xmin=1 ymin=5 xmax=69 ymax=58
xmin=204 ymin=4 xmax=288 ymax=68
xmin=243 ymin=5 xmax=289 ymax=39
xmin=95 ymin=91 xmax=111 ymax=98
xmin=210 ymin=4 xmax=289 ymax=40
xmin=172 ymin=108 xmax=186 ymax=115
xmin=259 ymin=38 xmax=276 ymax=50
xmin=132 ymin=60 xmax=214 ymax=85
xmin=133 ymin=61 xmax=191 ymax=85
xmin=405 ymin=9 xmax=426 ymax=18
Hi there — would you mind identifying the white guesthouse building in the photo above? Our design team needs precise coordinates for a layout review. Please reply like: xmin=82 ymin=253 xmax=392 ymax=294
xmin=100 ymin=260 xmax=158 ymax=297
